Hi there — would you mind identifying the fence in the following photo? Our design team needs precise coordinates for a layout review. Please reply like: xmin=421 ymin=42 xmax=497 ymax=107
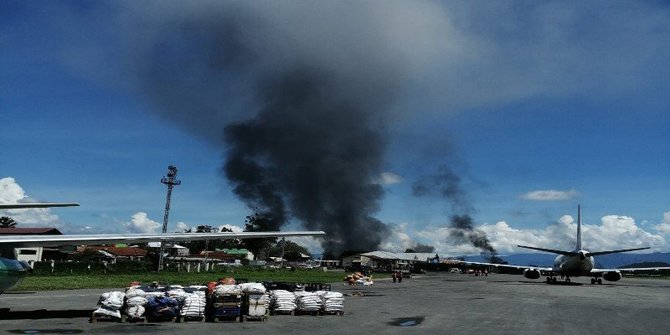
xmin=29 ymin=260 xmax=242 ymax=275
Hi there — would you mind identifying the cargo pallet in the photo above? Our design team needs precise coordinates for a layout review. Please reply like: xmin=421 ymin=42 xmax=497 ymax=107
xmin=206 ymin=292 xmax=243 ymax=322
xmin=146 ymin=316 xmax=178 ymax=323
xmin=243 ymin=314 xmax=268 ymax=322
xmin=89 ymin=313 xmax=122 ymax=323
xmin=208 ymin=315 xmax=244 ymax=322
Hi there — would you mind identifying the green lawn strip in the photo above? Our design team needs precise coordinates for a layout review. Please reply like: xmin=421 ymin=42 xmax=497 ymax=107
xmin=11 ymin=269 xmax=351 ymax=291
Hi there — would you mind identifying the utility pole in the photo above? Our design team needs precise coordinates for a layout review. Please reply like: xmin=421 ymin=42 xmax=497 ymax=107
xmin=280 ymin=237 xmax=286 ymax=268
xmin=158 ymin=165 xmax=181 ymax=271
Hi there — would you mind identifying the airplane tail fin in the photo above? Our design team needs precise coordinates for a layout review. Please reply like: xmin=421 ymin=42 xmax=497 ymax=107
xmin=576 ymin=205 xmax=582 ymax=250
xmin=573 ymin=205 xmax=650 ymax=256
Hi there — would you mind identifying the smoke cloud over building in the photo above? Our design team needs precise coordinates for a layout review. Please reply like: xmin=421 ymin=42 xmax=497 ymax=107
xmin=121 ymin=1 xmax=449 ymax=254
xmin=413 ymin=165 xmax=500 ymax=261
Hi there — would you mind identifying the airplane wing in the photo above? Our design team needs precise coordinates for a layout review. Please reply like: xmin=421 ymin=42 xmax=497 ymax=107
xmin=0 ymin=203 xmax=80 ymax=209
xmin=458 ymin=260 xmax=552 ymax=272
xmin=587 ymin=247 xmax=650 ymax=257
xmin=0 ymin=231 xmax=325 ymax=248
xmin=591 ymin=266 xmax=670 ymax=275
xmin=517 ymin=245 xmax=577 ymax=256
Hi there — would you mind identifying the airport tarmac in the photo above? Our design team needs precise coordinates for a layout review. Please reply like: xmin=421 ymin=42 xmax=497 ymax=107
xmin=1 ymin=273 xmax=669 ymax=334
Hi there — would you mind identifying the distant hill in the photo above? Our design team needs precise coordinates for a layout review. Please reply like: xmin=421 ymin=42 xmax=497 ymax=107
xmin=463 ymin=252 xmax=670 ymax=269
xmin=618 ymin=262 xmax=670 ymax=269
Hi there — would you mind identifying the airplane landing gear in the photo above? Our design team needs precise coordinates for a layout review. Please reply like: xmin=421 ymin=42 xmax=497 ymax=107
xmin=590 ymin=278 xmax=602 ymax=285
xmin=545 ymin=277 xmax=558 ymax=284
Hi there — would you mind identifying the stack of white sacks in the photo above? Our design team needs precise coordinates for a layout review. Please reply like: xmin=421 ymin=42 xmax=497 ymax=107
xmin=318 ymin=291 xmax=344 ymax=313
xmin=270 ymin=290 xmax=297 ymax=313
xmin=214 ymin=284 xmax=242 ymax=297
xmin=240 ymin=282 xmax=269 ymax=317
xmin=180 ymin=291 xmax=206 ymax=318
xmin=93 ymin=291 xmax=125 ymax=319
xmin=294 ymin=291 xmax=322 ymax=313
xmin=163 ymin=285 xmax=207 ymax=319
xmin=124 ymin=288 xmax=148 ymax=319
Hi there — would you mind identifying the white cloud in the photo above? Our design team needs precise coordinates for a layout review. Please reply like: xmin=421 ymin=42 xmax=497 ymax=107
xmin=174 ymin=222 xmax=189 ymax=232
xmin=125 ymin=212 xmax=160 ymax=234
xmin=0 ymin=177 xmax=61 ymax=227
xmin=413 ymin=213 xmax=666 ymax=256
xmin=584 ymin=215 xmax=664 ymax=251
xmin=521 ymin=189 xmax=580 ymax=201
xmin=218 ymin=224 xmax=243 ymax=233
xmin=655 ymin=212 xmax=670 ymax=234
xmin=376 ymin=172 xmax=404 ymax=186
xmin=285 ymin=236 xmax=323 ymax=255
xmin=379 ymin=223 xmax=415 ymax=252
xmin=0 ymin=177 xmax=26 ymax=203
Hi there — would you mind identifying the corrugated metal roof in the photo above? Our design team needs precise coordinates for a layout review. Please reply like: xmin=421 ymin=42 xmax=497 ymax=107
xmin=0 ymin=227 xmax=62 ymax=235
xmin=147 ymin=242 xmax=187 ymax=248
xmin=98 ymin=247 xmax=148 ymax=257
xmin=359 ymin=251 xmax=447 ymax=261
xmin=361 ymin=251 xmax=399 ymax=259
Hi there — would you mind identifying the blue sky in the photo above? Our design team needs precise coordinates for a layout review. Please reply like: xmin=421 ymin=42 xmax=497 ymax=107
xmin=1 ymin=1 xmax=669 ymax=255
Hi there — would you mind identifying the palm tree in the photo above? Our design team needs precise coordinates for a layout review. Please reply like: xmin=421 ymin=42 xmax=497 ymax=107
xmin=0 ymin=216 xmax=17 ymax=228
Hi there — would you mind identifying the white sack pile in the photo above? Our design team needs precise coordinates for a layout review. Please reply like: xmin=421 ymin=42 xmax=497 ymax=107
xmin=166 ymin=287 xmax=187 ymax=301
xmin=270 ymin=290 xmax=296 ymax=313
xmin=294 ymin=291 xmax=322 ymax=312
xmin=239 ymin=282 xmax=266 ymax=294
xmin=180 ymin=292 xmax=206 ymax=318
xmin=214 ymin=284 xmax=242 ymax=297
xmin=93 ymin=291 xmax=125 ymax=319
xmin=318 ymin=291 xmax=345 ymax=313
xmin=125 ymin=288 xmax=148 ymax=319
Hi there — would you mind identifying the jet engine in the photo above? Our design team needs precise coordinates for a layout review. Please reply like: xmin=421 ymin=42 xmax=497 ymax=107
xmin=523 ymin=268 xmax=541 ymax=279
xmin=602 ymin=271 xmax=622 ymax=282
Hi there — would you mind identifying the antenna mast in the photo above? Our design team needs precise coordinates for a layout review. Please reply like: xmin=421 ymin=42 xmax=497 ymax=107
xmin=158 ymin=165 xmax=181 ymax=271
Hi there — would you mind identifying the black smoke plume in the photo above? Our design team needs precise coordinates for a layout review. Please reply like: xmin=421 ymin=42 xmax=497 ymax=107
xmin=223 ymin=70 xmax=390 ymax=253
xmin=122 ymin=2 xmax=447 ymax=255
xmin=413 ymin=165 xmax=500 ymax=261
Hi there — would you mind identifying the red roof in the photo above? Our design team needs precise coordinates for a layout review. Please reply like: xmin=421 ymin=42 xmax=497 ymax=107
xmin=0 ymin=227 xmax=62 ymax=235
xmin=199 ymin=251 xmax=236 ymax=260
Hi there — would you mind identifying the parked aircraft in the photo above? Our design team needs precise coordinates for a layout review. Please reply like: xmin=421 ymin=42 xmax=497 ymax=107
xmin=0 ymin=202 xmax=325 ymax=294
xmin=462 ymin=206 xmax=670 ymax=284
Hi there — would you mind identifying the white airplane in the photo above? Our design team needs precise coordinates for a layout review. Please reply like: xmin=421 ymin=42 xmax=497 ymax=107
xmin=0 ymin=202 xmax=325 ymax=294
xmin=462 ymin=206 xmax=670 ymax=284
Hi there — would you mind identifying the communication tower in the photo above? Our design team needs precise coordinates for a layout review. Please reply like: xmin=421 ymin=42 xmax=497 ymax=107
xmin=158 ymin=165 xmax=181 ymax=271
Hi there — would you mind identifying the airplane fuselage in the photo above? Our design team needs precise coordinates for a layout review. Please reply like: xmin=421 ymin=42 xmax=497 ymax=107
xmin=552 ymin=249 xmax=595 ymax=277
xmin=0 ymin=258 xmax=28 ymax=294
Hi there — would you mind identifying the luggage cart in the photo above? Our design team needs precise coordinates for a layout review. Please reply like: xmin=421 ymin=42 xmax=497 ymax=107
xmin=243 ymin=293 xmax=269 ymax=321
xmin=206 ymin=293 xmax=243 ymax=322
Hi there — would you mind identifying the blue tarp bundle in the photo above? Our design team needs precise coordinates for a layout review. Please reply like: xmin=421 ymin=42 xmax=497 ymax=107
xmin=146 ymin=296 xmax=181 ymax=320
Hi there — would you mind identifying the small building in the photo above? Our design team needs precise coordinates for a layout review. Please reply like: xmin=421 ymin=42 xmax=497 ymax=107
xmin=341 ymin=251 xmax=451 ymax=271
xmin=79 ymin=246 xmax=148 ymax=263
xmin=0 ymin=227 xmax=62 ymax=262
xmin=147 ymin=242 xmax=190 ymax=256
xmin=318 ymin=259 xmax=342 ymax=268
xmin=219 ymin=248 xmax=254 ymax=261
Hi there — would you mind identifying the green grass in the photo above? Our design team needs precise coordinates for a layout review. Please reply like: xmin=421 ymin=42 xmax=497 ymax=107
xmin=10 ymin=268 xmax=349 ymax=291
